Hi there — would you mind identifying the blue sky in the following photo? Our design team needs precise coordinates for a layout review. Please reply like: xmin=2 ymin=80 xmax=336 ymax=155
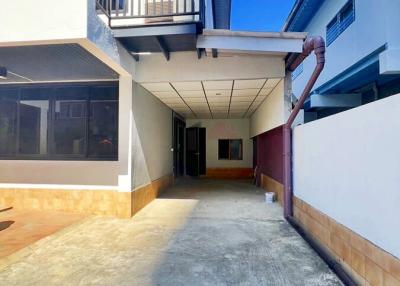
xmin=231 ymin=0 xmax=296 ymax=32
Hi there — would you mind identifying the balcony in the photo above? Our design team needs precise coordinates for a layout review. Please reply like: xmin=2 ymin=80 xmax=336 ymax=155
xmin=97 ymin=0 xmax=204 ymax=28
xmin=96 ymin=0 xmax=205 ymax=61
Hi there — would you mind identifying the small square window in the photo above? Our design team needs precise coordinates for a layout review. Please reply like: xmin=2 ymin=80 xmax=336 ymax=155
xmin=218 ymin=139 xmax=243 ymax=160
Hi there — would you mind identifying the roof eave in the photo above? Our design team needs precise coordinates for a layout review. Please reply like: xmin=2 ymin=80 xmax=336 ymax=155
xmin=282 ymin=0 xmax=305 ymax=32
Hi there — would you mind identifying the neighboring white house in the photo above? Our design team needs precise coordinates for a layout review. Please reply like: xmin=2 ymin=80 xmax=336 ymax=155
xmin=285 ymin=0 xmax=400 ymax=121
xmin=284 ymin=1 xmax=400 ymax=285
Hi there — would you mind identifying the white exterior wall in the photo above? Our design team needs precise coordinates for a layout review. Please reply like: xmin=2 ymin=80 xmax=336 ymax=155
xmin=0 ymin=0 xmax=87 ymax=44
xmin=0 ymin=0 xmax=135 ymax=77
xmin=250 ymin=80 xmax=285 ymax=137
xmin=292 ymin=0 xmax=400 ymax=97
xmin=186 ymin=119 xmax=253 ymax=168
xmin=131 ymin=83 xmax=173 ymax=190
xmin=293 ymin=94 xmax=400 ymax=258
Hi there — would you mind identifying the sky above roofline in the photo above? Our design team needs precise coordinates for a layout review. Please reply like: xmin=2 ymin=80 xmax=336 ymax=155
xmin=230 ymin=0 xmax=296 ymax=32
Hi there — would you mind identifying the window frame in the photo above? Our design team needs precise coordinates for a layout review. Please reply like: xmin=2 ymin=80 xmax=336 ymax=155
xmin=218 ymin=139 xmax=243 ymax=161
xmin=326 ymin=0 xmax=355 ymax=46
xmin=0 ymin=82 xmax=119 ymax=161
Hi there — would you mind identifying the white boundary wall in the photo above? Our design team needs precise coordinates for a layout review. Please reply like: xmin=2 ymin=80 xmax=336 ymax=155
xmin=293 ymin=94 xmax=400 ymax=258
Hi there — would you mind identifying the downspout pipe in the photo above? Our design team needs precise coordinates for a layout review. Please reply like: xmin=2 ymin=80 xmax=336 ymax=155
xmin=284 ymin=37 xmax=358 ymax=286
xmin=283 ymin=36 xmax=326 ymax=218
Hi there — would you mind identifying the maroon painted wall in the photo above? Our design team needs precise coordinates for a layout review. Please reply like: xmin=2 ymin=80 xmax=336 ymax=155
xmin=255 ymin=125 xmax=284 ymax=184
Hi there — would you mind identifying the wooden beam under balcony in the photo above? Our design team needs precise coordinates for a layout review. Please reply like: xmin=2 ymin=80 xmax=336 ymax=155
xmin=155 ymin=36 xmax=170 ymax=61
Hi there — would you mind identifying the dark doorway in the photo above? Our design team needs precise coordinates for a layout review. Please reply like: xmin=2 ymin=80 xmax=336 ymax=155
xmin=186 ymin=127 xmax=206 ymax=176
xmin=173 ymin=116 xmax=185 ymax=177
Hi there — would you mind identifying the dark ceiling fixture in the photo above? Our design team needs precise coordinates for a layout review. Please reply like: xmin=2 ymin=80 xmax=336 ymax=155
xmin=0 ymin=66 xmax=7 ymax=79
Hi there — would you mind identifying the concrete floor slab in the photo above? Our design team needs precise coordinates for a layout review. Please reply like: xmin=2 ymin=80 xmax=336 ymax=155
xmin=0 ymin=179 xmax=343 ymax=285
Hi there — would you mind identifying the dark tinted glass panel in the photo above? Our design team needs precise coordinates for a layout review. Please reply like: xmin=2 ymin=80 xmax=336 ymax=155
xmin=19 ymin=88 xmax=50 ymax=155
xmin=53 ymin=87 xmax=88 ymax=156
xmin=88 ymin=86 xmax=118 ymax=157
xmin=341 ymin=1 xmax=354 ymax=20
xmin=218 ymin=139 xmax=229 ymax=159
xmin=0 ymin=83 xmax=118 ymax=160
xmin=0 ymin=90 xmax=18 ymax=155
xmin=230 ymin=139 xmax=243 ymax=160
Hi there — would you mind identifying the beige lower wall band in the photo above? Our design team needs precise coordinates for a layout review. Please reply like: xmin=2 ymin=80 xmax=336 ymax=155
xmin=0 ymin=174 xmax=174 ymax=218
xmin=293 ymin=196 xmax=400 ymax=286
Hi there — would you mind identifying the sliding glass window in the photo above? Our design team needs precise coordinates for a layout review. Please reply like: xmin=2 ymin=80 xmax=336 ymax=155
xmin=19 ymin=88 xmax=50 ymax=156
xmin=89 ymin=86 xmax=118 ymax=158
xmin=0 ymin=89 xmax=18 ymax=156
xmin=0 ymin=83 xmax=118 ymax=160
xmin=53 ymin=87 xmax=88 ymax=157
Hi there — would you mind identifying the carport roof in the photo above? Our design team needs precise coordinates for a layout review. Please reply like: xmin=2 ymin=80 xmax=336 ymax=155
xmin=0 ymin=44 xmax=119 ymax=84
xmin=197 ymin=29 xmax=307 ymax=56
xmin=141 ymin=78 xmax=282 ymax=119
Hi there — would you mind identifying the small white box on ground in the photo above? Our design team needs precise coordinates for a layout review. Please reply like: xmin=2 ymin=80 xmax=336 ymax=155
xmin=265 ymin=192 xmax=275 ymax=203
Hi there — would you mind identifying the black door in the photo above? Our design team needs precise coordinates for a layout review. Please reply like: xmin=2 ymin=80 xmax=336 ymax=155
xmin=186 ymin=127 xmax=206 ymax=176
xmin=173 ymin=117 xmax=185 ymax=177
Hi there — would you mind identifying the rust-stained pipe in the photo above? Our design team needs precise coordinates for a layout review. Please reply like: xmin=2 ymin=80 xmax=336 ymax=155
xmin=283 ymin=36 xmax=326 ymax=218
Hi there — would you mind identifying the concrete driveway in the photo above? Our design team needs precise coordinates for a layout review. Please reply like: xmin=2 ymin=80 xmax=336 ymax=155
xmin=0 ymin=179 xmax=342 ymax=286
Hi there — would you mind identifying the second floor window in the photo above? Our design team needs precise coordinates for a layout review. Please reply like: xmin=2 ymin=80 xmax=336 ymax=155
xmin=326 ymin=0 xmax=355 ymax=46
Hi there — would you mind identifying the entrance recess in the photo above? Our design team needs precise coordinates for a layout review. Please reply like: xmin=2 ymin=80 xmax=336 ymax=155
xmin=186 ymin=127 xmax=206 ymax=176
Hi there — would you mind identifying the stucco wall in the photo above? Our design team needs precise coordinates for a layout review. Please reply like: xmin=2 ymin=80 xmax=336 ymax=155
xmin=131 ymin=82 xmax=173 ymax=190
xmin=186 ymin=119 xmax=253 ymax=168
xmin=0 ymin=0 xmax=87 ymax=44
xmin=250 ymin=80 xmax=285 ymax=137
xmin=292 ymin=0 xmax=400 ymax=97
xmin=293 ymin=93 xmax=400 ymax=258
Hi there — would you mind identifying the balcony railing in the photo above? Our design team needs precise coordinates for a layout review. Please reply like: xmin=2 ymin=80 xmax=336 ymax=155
xmin=97 ymin=0 xmax=203 ymax=27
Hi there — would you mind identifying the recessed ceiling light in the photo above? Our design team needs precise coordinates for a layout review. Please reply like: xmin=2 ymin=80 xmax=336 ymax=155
xmin=131 ymin=52 xmax=152 ymax=55
xmin=0 ymin=66 xmax=7 ymax=79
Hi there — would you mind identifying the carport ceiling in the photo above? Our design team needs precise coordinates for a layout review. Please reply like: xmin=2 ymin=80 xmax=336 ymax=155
xmin=142 ymin=78 xmax=281 ymax=119
xmin=0 ymin=44 xmax=119 ymax=84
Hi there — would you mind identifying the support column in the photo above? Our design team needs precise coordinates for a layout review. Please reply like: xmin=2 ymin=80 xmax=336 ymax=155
xmin=118 ymin=76 xmax=133 ymax=192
